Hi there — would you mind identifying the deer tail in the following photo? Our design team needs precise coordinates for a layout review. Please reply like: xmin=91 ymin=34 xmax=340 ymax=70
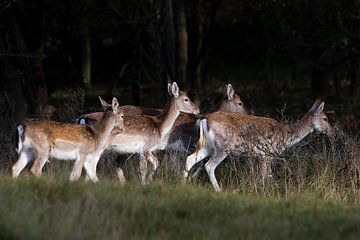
xmin=15 ymin=124 xmax=25 ymax=154
xmin=196 ymin=119 xmax=208 ymax=151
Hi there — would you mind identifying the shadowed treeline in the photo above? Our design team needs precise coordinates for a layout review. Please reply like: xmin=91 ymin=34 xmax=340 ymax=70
xmin=0 ymin=0 xmax=359 ymax=122
xmin=1 ymin=2 xmax=360 ymax=237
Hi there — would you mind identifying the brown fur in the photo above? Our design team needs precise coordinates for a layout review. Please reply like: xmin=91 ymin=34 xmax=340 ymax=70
xmin=12 ymin=98 xmax=123 ymax=180
xmin=83 ymin=83 xmax=200 ymax=183
xmin=185 ymin=100 xmax=333 ymax=191
xmin=77 ymin=84 xmax=247 ymax=152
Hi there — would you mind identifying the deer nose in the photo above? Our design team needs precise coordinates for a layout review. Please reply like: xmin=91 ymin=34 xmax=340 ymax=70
xmin=193 ymin=107 xmax=200 ymax=115
xmin=326 ymin=127 xmax=334 ymax=138
xmin=243 ymin=107 xmax=251 ymax=115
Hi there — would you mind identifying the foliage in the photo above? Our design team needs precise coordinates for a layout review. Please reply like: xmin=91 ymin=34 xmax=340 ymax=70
xmin=1 ymin=86 xmax=360 ymax=239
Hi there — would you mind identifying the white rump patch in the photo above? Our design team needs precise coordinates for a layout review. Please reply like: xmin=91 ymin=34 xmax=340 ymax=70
xmin=166 ymin=140 xmax=187 ymax=152
xmin=50 ymin=149 xmax=78 ymax=161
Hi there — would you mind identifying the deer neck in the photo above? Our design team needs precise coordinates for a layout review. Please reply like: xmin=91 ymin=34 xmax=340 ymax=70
xmin=158 ymin=100 xmax=180 ymax=140
xmin=215 ymin=99 xmax=230 ymax=112
xmin=284 ymin=113 xmax=313 ymax=148
xmin=90 ymin=112 xmax=115 ymax=147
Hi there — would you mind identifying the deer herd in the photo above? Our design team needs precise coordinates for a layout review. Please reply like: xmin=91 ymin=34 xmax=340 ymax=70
xmin=12 ymin=82 xmax=334 ymax=191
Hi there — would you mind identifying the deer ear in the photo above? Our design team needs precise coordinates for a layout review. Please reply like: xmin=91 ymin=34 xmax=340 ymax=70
xmin=171 ymin=82 xmax=179 ymax=98
xmin=167 ymin=83 xmax=172 ymax=96
xmin=99 ymin=96 xmax=110 ymax=110
xmin=226 ymin=84 xmax=235 ymax=100
xmin=316 ymin=102 xmax=325 ymax=114
xmin=309 ymin=99 xmax=324 ymax=115
xmin=112 ymin=97 xmax=119 ymax=113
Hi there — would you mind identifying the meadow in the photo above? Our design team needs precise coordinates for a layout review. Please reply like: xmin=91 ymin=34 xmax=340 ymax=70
xmin=0 ymin=170 xmax=360 ymax=240
xmin=0 ymin=87 xmax=360 ymax=239
xmin=2 ymin=1 xmax=360 ymax=238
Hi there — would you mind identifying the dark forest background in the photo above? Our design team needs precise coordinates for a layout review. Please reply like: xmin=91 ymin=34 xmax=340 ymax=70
xmin=1 ymin=0 xmax=359 ymax=126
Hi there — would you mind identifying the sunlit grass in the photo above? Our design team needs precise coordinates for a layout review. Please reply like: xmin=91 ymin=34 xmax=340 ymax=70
xmin=1 ymin=88 xmax=360 ymax=239
xmin=2 ymin=129 xmax=358 ymax=239
xmin=1 ymin=138 xmax=360 ymax=240
xmin=1 ymin=174 xmax=360 ymax=240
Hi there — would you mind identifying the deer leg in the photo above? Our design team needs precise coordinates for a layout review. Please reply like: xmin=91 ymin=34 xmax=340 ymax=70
xmin=147 ymin=152 xmax=159 ymax=182
xmin=83 ymin=160 xmax=98 ymax=182
xmin=83 ymin=152 xmax=101 ymax=182
xmin=70 ymin=153 xmax=85 ymax=181
xmin=183 ymin=147 xmax=209 ymax=180
xmin=205 ymin=150 xmax=228 ymax=192
xmin=168 ymin=150 xmax=182 ymax=169
xmin=260 ymin=157 xmax=273 ymax=182
xmin=114 ymin=154 xmax=126 ymax=183
xmin=30 ymin=148 xmax=48 ymax=177
xmin=139 ymin=153 xmax=148 ymax=184
xmin=12 ymin=150 xmax=31 ymax=178
xmin=191 ymin=161 xmax=205 ymax=180
xmin=116 ymin=167 xmax=126 ymax=183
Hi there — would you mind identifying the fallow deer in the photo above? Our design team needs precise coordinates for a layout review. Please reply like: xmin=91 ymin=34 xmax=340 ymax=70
xmin=82 ymin=82 xmax=200 ymax=183
xmin=183 ymin=99 xmax=333 ymax=191
xmin=166 ymin=83 xmax=249 ymax=153
xmin=75 ymin=102 xmax=161 ymax=124
xmin=77 ymin=84 xmax=248 ymax=182
xmin=166 ymin=84 xmax=249 ymax=178
xmin=12 ymin=97 xmax=124 ymax=180
xmin=76 ymin=84 xmax=247 ymax=152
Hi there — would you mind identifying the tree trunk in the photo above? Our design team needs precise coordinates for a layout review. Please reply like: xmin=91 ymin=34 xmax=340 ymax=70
xmin=62 ymin=0 xmax=73 ymax=89
xmin=186 ymin=0 xmax=218 ymax=102
xmin=349 ymin=61 xmax=359 ymax=102
xmin=0 ymin=33 xmax=28 ymax=121
xmin=2 ymin=4 xmax=36 ymax=119
xmin=264 ymin=30 xmax=274 ymax=90
xmin=349 ymin=1 xmax=360 ymax=102
xmin=81 ymin=15 xmax=91 ymax=88
xmin=186 ymin=0 xmax=201 ymax=104
xmin=164 ymin=0 xmax=176 ymax=81
xmin=174 ymin=0 xmax=188 ymax=87
xmin=311 ymin=67 xmax=327 ymax=97
xmin=34 ymin=0 xmax=49 ymax=117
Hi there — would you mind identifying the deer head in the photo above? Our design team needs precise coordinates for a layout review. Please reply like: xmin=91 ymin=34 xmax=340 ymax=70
xmin=167 ymin=82 xmax=200 ymax=115
xmin=220 ymin=84 xmax=248 ymax=114
xmin=108 ymin=97 xmax=124 ymax=128
xmin=308 ymin=99 xmax=333 ymax=137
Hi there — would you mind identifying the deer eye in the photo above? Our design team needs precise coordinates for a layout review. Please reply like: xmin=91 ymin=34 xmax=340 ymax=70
xmin=238 ymin=102 xmax=243 ymax=106
xmin=184 ymin=98 xmax=189 ymax=102
xmin=323 ymin=118 xmax=328 ymax=122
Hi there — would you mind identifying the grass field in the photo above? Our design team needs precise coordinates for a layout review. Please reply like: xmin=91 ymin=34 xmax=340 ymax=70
xmin=1 ymin=88 xmax=360 ymax=239
xmin=1 ymin=174 xmax=360 ymax=240
xmin=1 ymin=124 xmax=360 ymax=239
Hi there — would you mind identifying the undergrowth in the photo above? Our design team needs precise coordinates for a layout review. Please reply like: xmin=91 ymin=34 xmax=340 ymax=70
xmin=1 ymin=175 xmax=360 ymax=240
xmin=1 ymin=88 xmax=360 ymax=239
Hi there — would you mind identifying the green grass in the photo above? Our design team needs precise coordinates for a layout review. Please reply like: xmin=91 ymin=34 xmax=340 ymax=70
xmin=1 ymin=85 xmax=360 ymax=239
xmin=0 ymin=174 xmax=360 ymax=240
xmin=2 ymin=128 xmax=359 ymax=239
